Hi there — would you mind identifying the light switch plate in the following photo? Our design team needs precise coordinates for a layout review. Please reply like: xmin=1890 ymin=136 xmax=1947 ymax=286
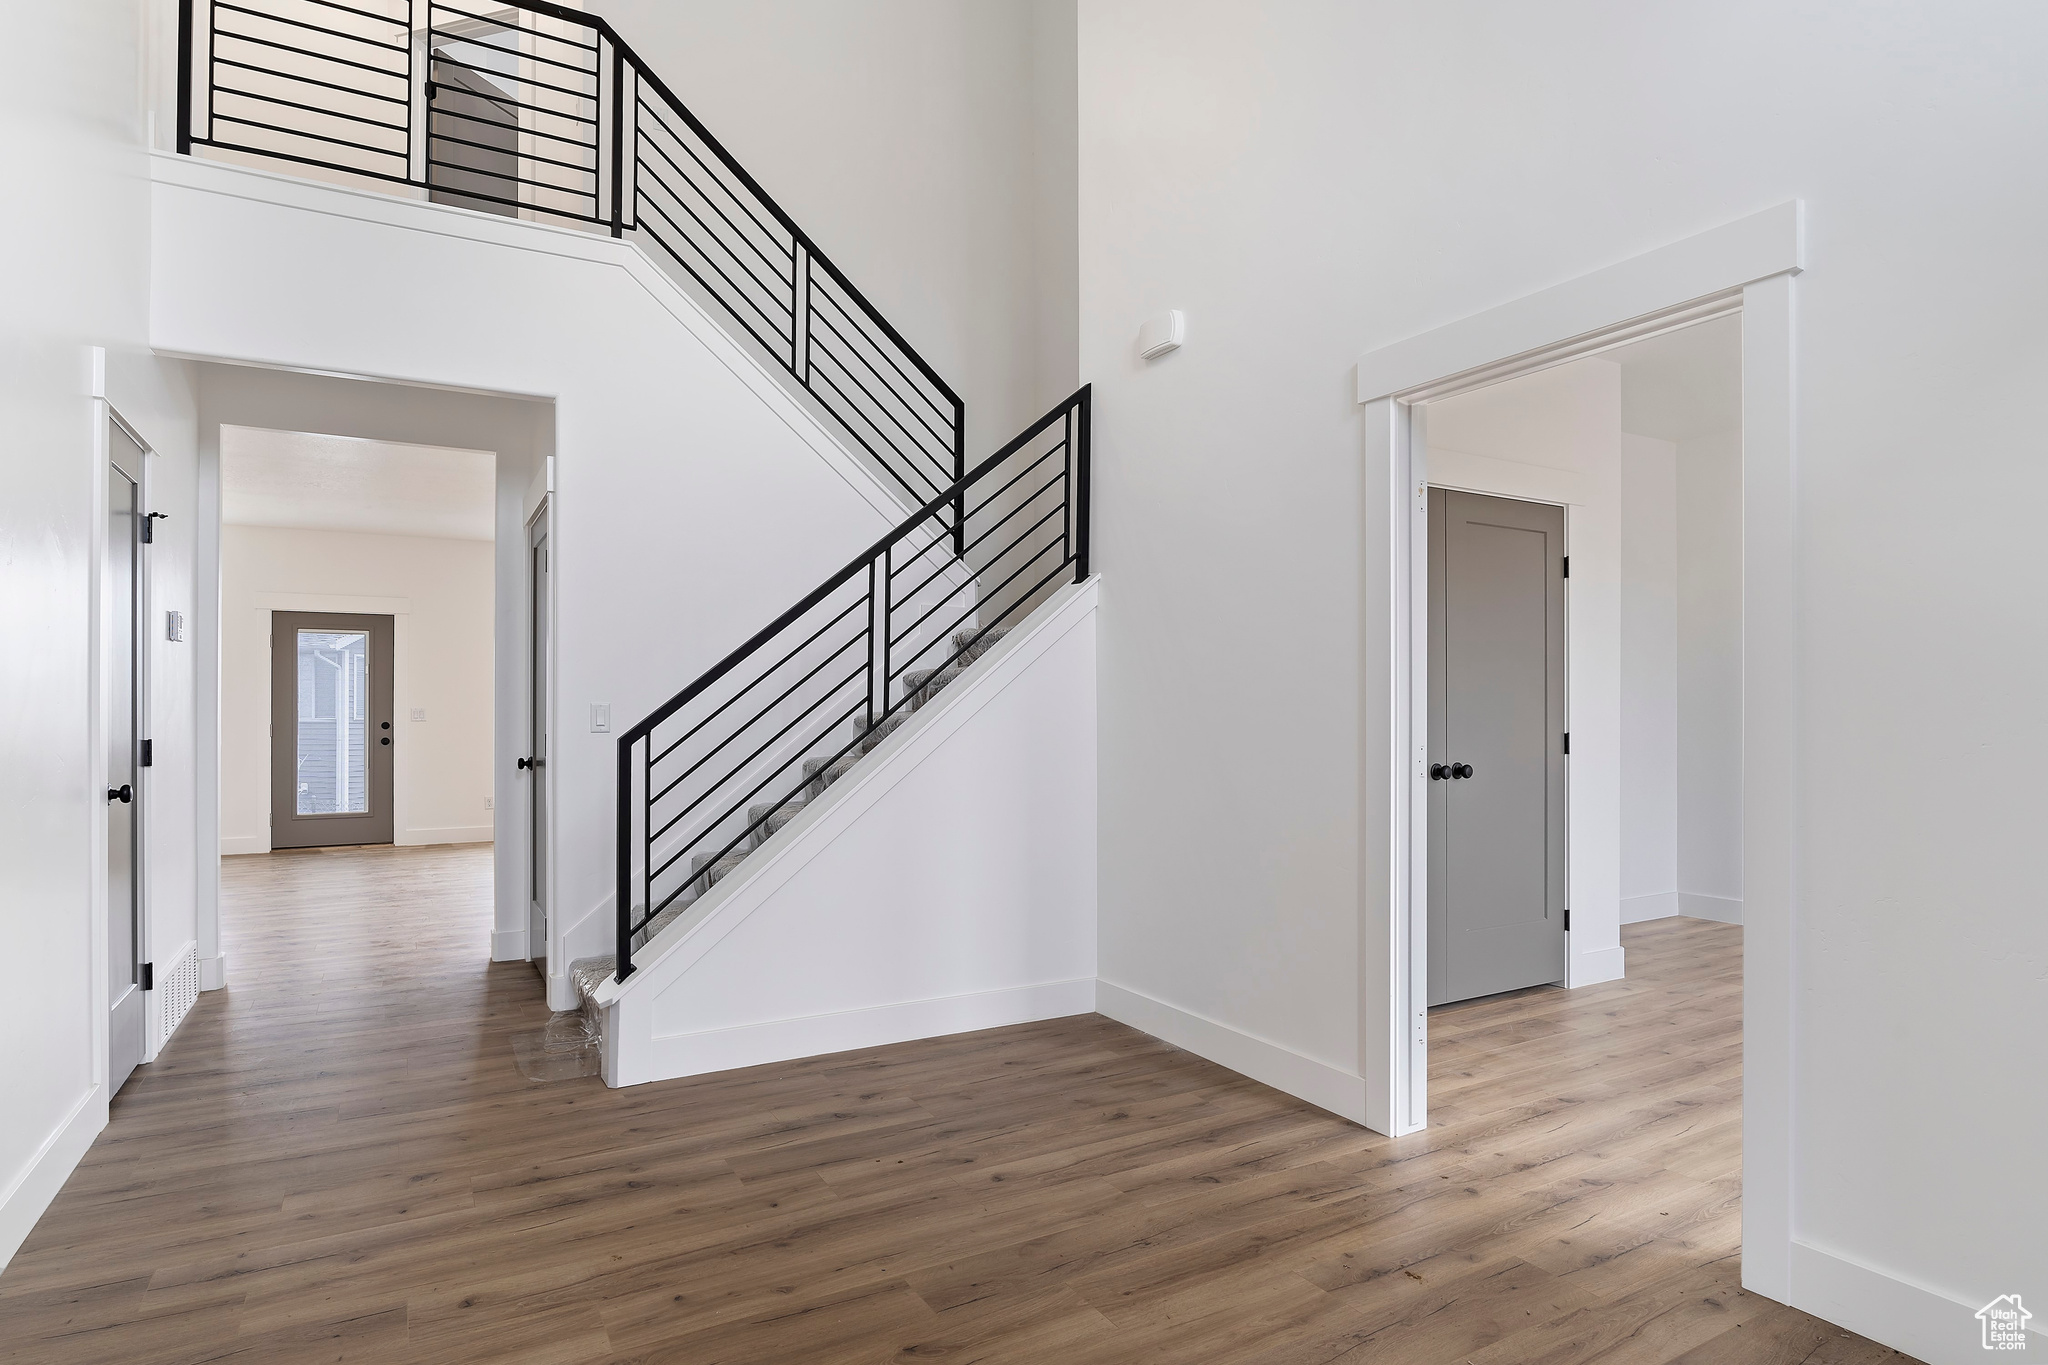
xmin=590 ymin=703 xmax=611 ymax=733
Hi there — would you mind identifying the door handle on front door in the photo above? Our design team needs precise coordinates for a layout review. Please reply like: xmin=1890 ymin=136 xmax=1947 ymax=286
xmin=1451 ymin=762 xmax=1473 ymax=779
xmin=517 ymin=756 xmax=533 ymax=770
xmin=106 ymin=784 xmax=133 ymax=803
xmin=1429 ymin=763 xmax=1450 ymax=781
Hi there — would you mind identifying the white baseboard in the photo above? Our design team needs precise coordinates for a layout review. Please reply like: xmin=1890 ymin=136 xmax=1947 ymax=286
xmin=1094 ymin=979 xmax=1367 ymax=1124
xmin=0 ymin=1087 xmax=105 ymax=1273
xmin=1621 ymin=891 xmax=1681 ymax=923
xmin=490 ymin=928 xmax=528 ymax=962
xmin=1569 ymin=942 xmax=1626 ymax=987
xmin=220 ymin=836 xmax=268 ymax=856
xmin=398 ymin=826 xmax=494 ymax=846
xmin=1678 ymin=891 xmax=1743 ymax=924
xmin=198 ymin=954 xmax=227 ymax=991
xmin=631 ymin=979 xmax=1096 ymax=1084
xmin=1790 ymin=1239 xmax=2042 ymax=1365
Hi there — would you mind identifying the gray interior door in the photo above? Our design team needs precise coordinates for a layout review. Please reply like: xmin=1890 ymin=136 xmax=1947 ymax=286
xmin=428 ymin=41 xmax=521 ymax=218
xmin=271 ymin=611 xmax=395 ymax=849
xmin=107 ymin=421 xmax=146 ymax=1094
xmin=527 ymin=510 xmax=550 ymax=962
xmin=1428 ymin=489 xmax=1568 ymax=1005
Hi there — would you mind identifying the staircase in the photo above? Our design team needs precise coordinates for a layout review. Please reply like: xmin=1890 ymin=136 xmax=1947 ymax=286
xmin=177 ymin=0 xmax=1095 ymax=1078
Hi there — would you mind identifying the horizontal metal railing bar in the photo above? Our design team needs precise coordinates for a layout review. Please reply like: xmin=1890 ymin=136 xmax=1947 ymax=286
xmin=806 ymin=346 xmax=957 ymax=484
xmin=428 ymin=102 xmax=595 ymax=154
xmin=648 ymin=679 xmax=865 ymax=871
xmin=959 ymin=471 xmax=1066 ymax=558
xmin=210 ymin=111 xmax=408 ymax=161
xmin=420 ymin=174 xmax=601 ymax=222
xmin=191 ymin=134 xmax=416 ymax=184
xmin=805 ymin=368 xmax=955 ymax=506
xmin=953 ymin=444 xmax=1065 ymax=544
xmin=431 ymin=0 xmax=601 ymax=56
xmin=215 ymin=1 xmax=407 ymax=54
xmin=651 ymin=593 xmax=865 ymax=765
xmin=620 ymin=387 xmax=1088 ymax=744
xmin=889 ymin=496 xmax=1070 ymax=656
xmin=890 ymin=536 xmax=1065 ymax=676
xmin=634 ymin=202 xmax=796 ymax=334
xmin=214 ymin=25 xmax=410 ymax=80
xmin=891 ymin=550 xmax=1072 ymax=687
xmin=284 ymin=0 xmax=411 ymax=29
xmin=648 ymin=630 xmax=866 ymax=806
xmin=884 ymin=526 xmax=953 ymax=585
xmin=213 ymin=54 xmax=411 ymax=106
xmin=426 ymin=47 xmax=598 ymax=104
xmin=809 ymin=285 xmax=956 ymax=425
xmin=213 ymin=81 xmax=409 ymax=133
xmin=635 ymin=219 xmax=797 ymax=357
xmin=802 ymin=347 xmax=954 ymax=480
xmin=635 ymin=156 xmax=795 ymax=301
xmin=643 ymin=693 xmax=871 ymax=920
xmin=806 ymin=308 xmax=957 ymax=457
xmin=803 ymin=361 xmax=954 ymax=495
xmin=621 ymin=51 xmax=963 ymax=412
xmin=634 ymin=108 xmax=794 ymax=268
xmin=886 ymin=565 xmax=978 ymax=652
xmin=423 ymin=157 xmax=599 ymax=205
xmin=427 ymin=123 xmax=596 ymax=177
xmin=425 ymin=59 xmax=599 ymax=121
xmin=635 ymin=103 xmax=795 ymax=257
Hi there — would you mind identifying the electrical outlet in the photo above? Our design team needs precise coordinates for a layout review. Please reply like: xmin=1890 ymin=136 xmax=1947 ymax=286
xmin=410 ymin=708 xmax=427 ymax=722
xmin=484 ymin=797 xmax=493 ymax=810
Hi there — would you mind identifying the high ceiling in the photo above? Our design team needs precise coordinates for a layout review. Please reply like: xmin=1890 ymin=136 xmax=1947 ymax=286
xmin=220 ymin=426 xmax=497 ymax=541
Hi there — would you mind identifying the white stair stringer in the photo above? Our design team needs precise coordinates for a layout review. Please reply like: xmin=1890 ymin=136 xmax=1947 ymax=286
xmin=588 ymin=578 xmax=1100 ymax=1088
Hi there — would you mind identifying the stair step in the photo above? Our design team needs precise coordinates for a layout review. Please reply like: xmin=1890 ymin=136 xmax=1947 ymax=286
xmin=569 ymin=955 xmax=616 ymax=1002
xmin=857 ymin=710 xmax=906 ymax=753
xmin=802 ymin=749 xmax=863 ymax=798
xmin=952 ymin=624 xmax=1009 ymax=666
xmin=691 ymin=848 xmax=749 ymax=891
xmin=746 ymin=795 xmax=808 ymax=847
xmin=902 ymin=664 xmax=962 ymax=709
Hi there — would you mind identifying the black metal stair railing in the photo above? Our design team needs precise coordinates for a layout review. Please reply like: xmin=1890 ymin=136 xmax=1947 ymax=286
xmin=613 ymin=386 xmax=1090 ymax=981
xmin=176 ymin=0 xmax=965 ymax=519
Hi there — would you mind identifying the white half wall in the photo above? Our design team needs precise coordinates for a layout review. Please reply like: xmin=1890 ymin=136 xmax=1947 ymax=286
xmin=603 ymin=581 xmax=1099 ymax=1086
xmin=218 ymin=526 xmax=495 ymax=854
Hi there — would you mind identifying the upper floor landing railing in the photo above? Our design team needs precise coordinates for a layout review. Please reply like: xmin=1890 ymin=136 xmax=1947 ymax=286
xmin=176 ymin=0 xmax=965 ymax=517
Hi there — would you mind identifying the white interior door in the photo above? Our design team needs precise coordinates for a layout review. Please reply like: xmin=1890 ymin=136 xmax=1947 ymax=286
xmin=106 ymin=419 xmax=146 ymax=1094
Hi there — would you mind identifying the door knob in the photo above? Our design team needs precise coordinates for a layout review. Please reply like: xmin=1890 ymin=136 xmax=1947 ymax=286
xmin=380 ymin=737 xmax=391 ymax=746
xmin=1451 ymin=762 xmax=1473 ymax=779
xmin=1429 ymin=763 xmax=1449 ymax=781
xmin=106 ymin=784 xmax=133 ymax=804
xmin=517 ymin=756 xmax=533 ymax=770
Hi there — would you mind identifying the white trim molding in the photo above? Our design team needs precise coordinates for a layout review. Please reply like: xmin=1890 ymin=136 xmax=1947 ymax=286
xmin=1621 ymin=891 xmax=1682 ymax=924
xmin=1096 ymin=980 xmax=1367 ymax=1125
xmin=1354 ymin=203 xmax=1803 ymax=1312
xmin=0 ymin=1087 xmax=104 ymax=1272
xmin=1791 ymin=1240 xmax=2046 ymax=1365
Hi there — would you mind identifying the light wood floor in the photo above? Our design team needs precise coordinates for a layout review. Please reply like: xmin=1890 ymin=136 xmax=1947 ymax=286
xmin=0 ymin=844 xmax=1917 ymax=1364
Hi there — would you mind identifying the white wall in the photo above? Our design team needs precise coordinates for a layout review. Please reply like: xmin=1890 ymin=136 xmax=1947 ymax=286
xmin=219 ymin=525 xmax=496 ymax=854
xmin=0 ymin=0 xmax=157 ymax=1270
xmin=584 ymin=0 xmax=1080 ymax=454
xmin=1676 ymin=427 xmax=1743 ymax=917
xmin=607 ymin=582 xmax=1098 ymax=1085
xmin=1621 ymin=432 xmax=1679 ymax=922
xmin=1079 ymin=0 xmax=2048 ymax=1353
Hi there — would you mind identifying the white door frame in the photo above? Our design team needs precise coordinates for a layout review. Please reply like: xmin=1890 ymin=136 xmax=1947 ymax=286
xmin=1356 ymin=201 xmax=1802 ymax=1302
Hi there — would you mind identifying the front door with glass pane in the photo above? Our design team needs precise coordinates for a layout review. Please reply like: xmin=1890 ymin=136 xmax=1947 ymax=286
xmin=271 ymin=611 xmax=395 ymax=848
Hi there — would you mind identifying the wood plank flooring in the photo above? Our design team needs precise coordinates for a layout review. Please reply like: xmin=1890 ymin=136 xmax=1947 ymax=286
xmin=0 ymin=844 xmax=1917 ymax=1363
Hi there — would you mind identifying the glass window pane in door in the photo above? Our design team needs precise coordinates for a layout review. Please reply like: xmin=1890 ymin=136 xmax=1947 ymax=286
xmin=297 ymin=629 xmax=369 ymax=814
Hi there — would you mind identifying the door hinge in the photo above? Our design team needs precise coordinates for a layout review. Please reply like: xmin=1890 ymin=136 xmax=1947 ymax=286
xmin=1562 ymin=732 xmax=1570 ymax=754
xmin=1561 ymin=555 xmax=1569 ymax=578
xmin=1563 ymin=907 xmax=1571 ymax=932
xmin=140 ymin=961 xmax=154 ymax=991
xmin=141 ymin=511 xmax=168 ymax=543
xmin=140 ymin=739 xmax=153 ymax=767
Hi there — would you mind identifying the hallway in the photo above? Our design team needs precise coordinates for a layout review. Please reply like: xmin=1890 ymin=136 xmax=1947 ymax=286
xmin=0 ymin=849 xmax=1912 ymax=1363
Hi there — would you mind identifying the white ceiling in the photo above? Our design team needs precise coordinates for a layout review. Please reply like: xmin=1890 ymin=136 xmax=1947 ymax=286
xmin=1608 ymin=312 xmax=1742 ymax=443
xmin=220 ymin=426 xmax=497 ymax=541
